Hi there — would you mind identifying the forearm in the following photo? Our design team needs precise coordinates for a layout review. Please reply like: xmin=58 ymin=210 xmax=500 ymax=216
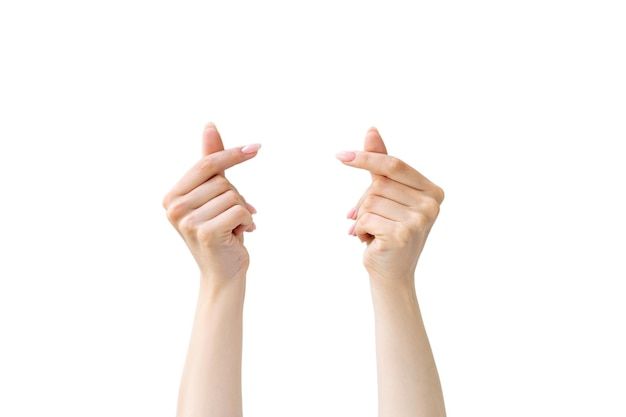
xmin=370 ymin=276 xmax=446 ymax=417
xmin=177 ymin=275 xmax=246 ymax=417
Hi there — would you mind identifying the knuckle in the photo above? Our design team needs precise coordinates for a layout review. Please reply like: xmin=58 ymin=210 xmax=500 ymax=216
xmin=421 ymin=196 xmax=441 ymax=220
xmin=358 ymin=211 xmax=373 ymax=225
xmin=199 ymin=154 xmax=216 ymax=172
xmin=371 ymin=176 xmax=389 ymax=193
xmin=162 ymin=192 xmax=171 ymax=209
xmin=386 ymin=156 xmax=403 ymax=172
xmin=215 ymin=175 xmax=230 ymax=189
xmin=361 ymin=195 xmax=376 ymax=211
xmin=394 ymin=224 xmax=412 ymax=244
xmin=409 ymin=211 xmax=430 ymax=231
xmin=178 ymin=214 xmax=197 ymax=234
xmin=433 ymin=186 xmax=445 ymax=203
xmin=197 ymin=224 xmax=217 ymax=244
xmin=232 ymin=204 xmax=249 ymax=217
xmin=224 ymin=189 xmax=239 ymax=204
xmin=166 ymin=199 xmax=187 ymax=222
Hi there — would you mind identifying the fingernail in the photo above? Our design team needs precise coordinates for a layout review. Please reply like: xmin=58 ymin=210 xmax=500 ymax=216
xmin=346 ymin=207 xmax=356 ymax=219
xmin=348 ymin=223 xmax=356 ymax=235
xmin=205 ymin=121 xmax=216 ymax=131
xmin=241 ymin=143 xmax=262 ymax=154
xmin=248 ymin=203 xmax=257 ymax=214
xmin=335 ymin=151 xmax=356 ymax=162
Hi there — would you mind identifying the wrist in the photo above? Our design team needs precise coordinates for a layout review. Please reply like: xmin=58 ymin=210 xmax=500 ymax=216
xmin=198 ymin=271 xmax=246 ymax=306
xmin=369 ymin=273 xmax=418 ymax=309
xmin=368 ymin=271 xmax=415 ymax=292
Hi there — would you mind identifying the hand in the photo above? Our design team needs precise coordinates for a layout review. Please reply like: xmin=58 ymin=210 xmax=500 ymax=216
xmin=162 ymin=122 xmax=260 ymax=287
xmin=337 ymin=127 xmax=445 ymax=286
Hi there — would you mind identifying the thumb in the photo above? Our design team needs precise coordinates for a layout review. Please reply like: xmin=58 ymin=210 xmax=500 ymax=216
xmin=202 ymin=122 xmax=225 ymax=156
xmin=364 ymin=126 xmax=387 ymax=154
xmin=364 ymin=126 xmax=387 ymax=180
xmin=202 ymin=121 xmax=227 ymax=177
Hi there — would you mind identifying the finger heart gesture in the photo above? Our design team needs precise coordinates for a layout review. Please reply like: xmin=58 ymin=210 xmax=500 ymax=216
xmin=336 ymin=127 xmax=445 ymax=284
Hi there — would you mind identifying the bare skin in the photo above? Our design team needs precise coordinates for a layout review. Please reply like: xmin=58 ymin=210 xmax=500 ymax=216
xmin=163 ymin=123 xmax=446 ymax=417
xmin=338 ymin=127 xmax=446 ymax=417
xmin=162 ymin=123 xmax=259 ymax=417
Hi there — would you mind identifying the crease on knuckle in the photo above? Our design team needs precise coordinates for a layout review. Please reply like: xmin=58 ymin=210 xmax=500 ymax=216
xmin=421 ymin=196 xmax=441 ymax=220
xmin=162 ymin=193 xmax=171 ymax=209
xmin=215 ymin=175 xmax=229 ymax=189
xmin=224 ymin=189 xmax=239 ymax=205
xmin=408 ymin=211 xmax=429 ymax=232
xmin=199 ymin=154 xmax=219 ymax=173
xmin=386 ymin=156 xmax=403 ymax=173
xmin=434 ymin=186 xmax=445 ymax=204
xmin=232 ymin=204 xmax=249 ymax=217
xmin=166 ymin=199 xmax=187 ymax=222
xmin=361 ymin=195 xmax=377 ymax=212
xmin=394 ymin=224 xmax=412 ymax=244
xmin=358 ymin=211 xmax=373 ymax=226
xmin=371 ymin=176 xmax=389 ymax=194
xmin=178 ymin=215 xmax=196 ymax=234
xmin=197 ymin=223 xmax=216 ymax=244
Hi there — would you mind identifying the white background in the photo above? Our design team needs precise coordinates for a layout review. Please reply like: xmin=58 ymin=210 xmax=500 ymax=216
xmin=1 ymin=1 xmax=625 ymax=416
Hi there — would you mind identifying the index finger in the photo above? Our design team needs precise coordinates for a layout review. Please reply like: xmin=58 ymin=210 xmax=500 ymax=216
xmin=336 ymin=150 xmax=434 ymax=191
xmin=168 ymin=144 xmax=261 ymax=200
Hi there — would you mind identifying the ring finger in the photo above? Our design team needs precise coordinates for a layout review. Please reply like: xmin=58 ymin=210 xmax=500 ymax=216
xmin=192 ymin=189 xmax=247 ymax=223
xmin=184 ymin=175 xmax=232 ymax=210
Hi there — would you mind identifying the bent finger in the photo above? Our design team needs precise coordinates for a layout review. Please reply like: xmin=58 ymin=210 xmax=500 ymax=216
xmin=337 ymin=151 xmax=433 ymax=191
xmin=357 ymin=195 xmax=411 ymax=223
xmin=191 ymin=189 xmax=246 ymax=223
xmin=353 ymin=211 xmax=397 ymax=241
xmin=165 ymin=144 xmax=261 ymax=204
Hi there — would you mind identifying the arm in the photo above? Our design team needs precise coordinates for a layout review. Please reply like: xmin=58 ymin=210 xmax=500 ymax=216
xmin=162 ymin=123 xmax=261 ymax=417
xmin=370 ymin=279 xmax=445 ymax=417
xmin=338 ymin=127 xmax=446 ymax=417
xmin=177 ymin=278 xmax=245 ymax=417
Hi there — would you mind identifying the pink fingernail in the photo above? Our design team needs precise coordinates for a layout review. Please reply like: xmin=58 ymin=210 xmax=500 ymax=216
xmin=241 ymin=143 xmax=262 ymax=154
xmin=247 ymin=203 xmax=257 ymax=214
xmin=346 ymin=207 xmax=356 ymax=219
xmin=348 ymin=223 xmax=356 ymax=235
xmin=205 ymin=121 xmax=216 ymax=131
xmin=335 ymin=151 xmax=356 ymax=162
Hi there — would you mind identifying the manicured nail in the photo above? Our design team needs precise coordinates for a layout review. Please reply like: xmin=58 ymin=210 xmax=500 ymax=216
xmin=335 ymin=151 xmax=356 ymax=162
xmin=348 ymin=223 xmax=356 ymax=235
xmin=241 ymin=143 xmax=262 ymax=154
xmin=346 ymin=207 xmax=356 ymax=219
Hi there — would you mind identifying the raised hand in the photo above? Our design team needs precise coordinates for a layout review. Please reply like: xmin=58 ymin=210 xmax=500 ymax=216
xmin=337 ymin=127 xmax=447 ymax=417
xmin=337 ymin=127 xmax=445 ymax=285
xmin=162 ymin=122 xmax=260 ymax=285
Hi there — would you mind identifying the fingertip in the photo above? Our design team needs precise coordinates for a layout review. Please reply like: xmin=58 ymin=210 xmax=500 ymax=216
xmin=348 ymin=223 xmax=356 ymax=235
xmin=364 ymin=127 xmax=387 ymax=154
xmin=203 ymin=122 xmax=225 ymax=156
xmin=247 ymin=202 xmax=258 ymax=214
xmin=241 ymin=143 xmax=262 ymax=154
xmin=346 ymin=207 xmax=357 ymax=219
xmin=336 ymin=151 xmax=356 ymax=162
